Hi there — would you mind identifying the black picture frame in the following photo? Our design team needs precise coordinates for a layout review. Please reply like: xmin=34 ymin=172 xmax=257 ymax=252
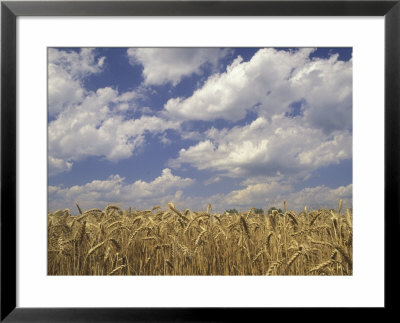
xmin=1 ymin=0 xmax=399 ymax=321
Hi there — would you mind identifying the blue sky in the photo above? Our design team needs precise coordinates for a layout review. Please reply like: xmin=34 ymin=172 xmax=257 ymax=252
xmin=48 ymin=47 xmax=352 ymax=213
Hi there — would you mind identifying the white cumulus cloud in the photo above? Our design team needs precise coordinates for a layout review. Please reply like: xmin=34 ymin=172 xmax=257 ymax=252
xmin=163 ymin=48 xmax=352 ymax=136
xmin=49 ymin=168 xmax=194 ymax=211
xmin=48 ymin=86 xmax=179 ymax=175
xmin=170 ymin=116 xmax=352 ymax=180
xmin=127 ymin=48 xmax=230 ymax=86
xmin=48 ymin=48 xmax=106 ymax=117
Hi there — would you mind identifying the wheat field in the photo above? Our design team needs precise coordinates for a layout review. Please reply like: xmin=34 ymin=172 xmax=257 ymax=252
xmin=48 ymin=201 xmax=352 ymax=276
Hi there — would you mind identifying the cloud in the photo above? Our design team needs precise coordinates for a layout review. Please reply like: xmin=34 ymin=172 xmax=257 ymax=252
xmin=48 ymin=63 xmax=85 ymax=117
xmin=48 ymin=156 xmax=73 ymax=176
xmin=163 ymin=48 xmax=352 ymax=135
xmin=223 ymin=181 xmax=293 ymax=207
xmin=48 ymin=86 xmax=180 ymax=175
xmin=297 ymin=132 xmax=351 ymax=167
xmin=127 ymin=48 xmax=230 ymax=86
xmin=204 ymin=176 xmax=221 ymax=186
xmin=48 ymin=48 xmax=106 ymax=117
xmin=124 ymin=168 xmax=194 ymax=199
xmin=163 ymin=48 xmax=312 ymax=121
xmin=48 ymin=168 xmax=194 ymax=211
xmin=291 ymin=54 xmax=353 ymax=133
xmin=169 ymin=116 xmax=352 ymax=179
xmin=284 ymin=184 xmax=352 ymax=211
xmin=200 ymin=183 xmax=352 ymax=212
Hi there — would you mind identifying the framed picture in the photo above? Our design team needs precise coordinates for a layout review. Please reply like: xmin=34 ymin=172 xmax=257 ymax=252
xmin=1 ymin=0 xmax=398 ymax=320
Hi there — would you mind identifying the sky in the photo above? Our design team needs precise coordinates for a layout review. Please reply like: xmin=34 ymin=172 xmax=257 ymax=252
xmin=48 ymin=47 xmax=352 ymax=213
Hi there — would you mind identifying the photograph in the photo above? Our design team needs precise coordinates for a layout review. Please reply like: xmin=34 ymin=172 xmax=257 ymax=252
xmin=2 ymin=0 xmax=396 ymax=318
xmin=47 ymin=47 xmax=353 ymax=276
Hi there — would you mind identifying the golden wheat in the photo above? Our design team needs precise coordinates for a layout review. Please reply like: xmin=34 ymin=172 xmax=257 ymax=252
xmin=48 ymin=201 xmax=352 ymax=276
